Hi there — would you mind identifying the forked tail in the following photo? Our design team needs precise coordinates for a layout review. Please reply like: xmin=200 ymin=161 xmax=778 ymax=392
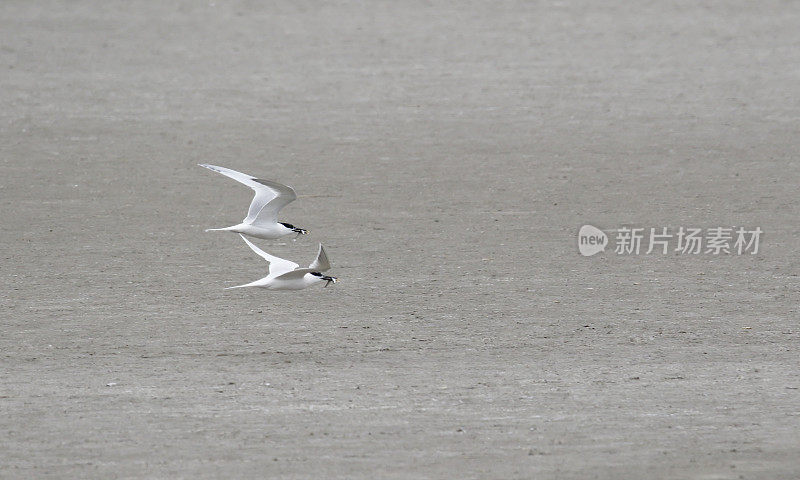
xmin=205 ymin=227 xmax=234 ymax=232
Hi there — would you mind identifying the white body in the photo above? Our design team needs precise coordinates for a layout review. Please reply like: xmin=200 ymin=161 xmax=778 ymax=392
xmin=233 ymin=272 xmax=328 ymax=290
xmin=211 ymin=222 xmax=295 ymax=240
xmin=199 ymin=164 xmax=306 ymax=240
xmin=226 ymin=235 xmax=336 ymax=291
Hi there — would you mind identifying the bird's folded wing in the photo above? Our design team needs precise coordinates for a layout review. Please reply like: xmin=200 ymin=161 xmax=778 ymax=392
xmin=307 ymin=244 xmax=331 ymax=272
xmin=273 ymin=268 xmax=317 ymax=281
xmin=238 ymin=234 xmax=298 ymax=276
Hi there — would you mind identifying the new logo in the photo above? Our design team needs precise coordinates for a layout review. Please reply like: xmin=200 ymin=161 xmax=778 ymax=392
xmin=578 ymin=225 xmax=608 ymax=256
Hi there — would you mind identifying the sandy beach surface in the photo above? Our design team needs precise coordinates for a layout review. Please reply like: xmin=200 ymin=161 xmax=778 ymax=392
xmin=2 ymin=1 xmax=799 ymax=478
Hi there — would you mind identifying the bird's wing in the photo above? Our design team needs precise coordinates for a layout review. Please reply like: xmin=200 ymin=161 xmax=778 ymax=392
xmin=199 ymin=164 xmax=297 ymax=226
xmin=307 ymin=244 xmax=331 ymax=272
xmin=248 ymin=178 xmax=297 ymax=226
xmin=238 ymin=234 xmax=298 ymax=276
xmin=273 ymin=268 xmax=317 ymax=281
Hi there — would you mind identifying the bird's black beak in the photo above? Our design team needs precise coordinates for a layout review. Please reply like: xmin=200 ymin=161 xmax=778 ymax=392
xmin=292 ymin=227 xmax=307 ymax=240
xmin=322 ymin=275 xmax=337 ymax=287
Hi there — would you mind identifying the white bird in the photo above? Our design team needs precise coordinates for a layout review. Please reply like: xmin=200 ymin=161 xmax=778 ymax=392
xmin=227 ymin=234 xmax=337 ymax=290
xmin=199 ymin=164 xmax=308 ymax=239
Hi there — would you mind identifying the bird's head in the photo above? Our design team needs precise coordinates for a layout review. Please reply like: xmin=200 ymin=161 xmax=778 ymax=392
xmin=280 ymin=222 xmax=308 ymax=236
xmin=309 ymin=271 xmax=337 ymax=287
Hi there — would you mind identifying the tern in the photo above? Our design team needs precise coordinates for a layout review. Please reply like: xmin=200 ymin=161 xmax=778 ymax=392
xmin=227 ymin=234 xmax=337 ymax=290
xmin=199 ymin=164 xmax=308 ymax=239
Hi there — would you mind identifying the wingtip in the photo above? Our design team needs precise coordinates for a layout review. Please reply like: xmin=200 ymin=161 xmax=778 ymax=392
xmin=199 ymin=163 xmax=222 ymax=171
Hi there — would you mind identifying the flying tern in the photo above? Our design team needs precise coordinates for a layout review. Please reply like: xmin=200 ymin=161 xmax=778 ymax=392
xmin=199 ymin=164 xmax=308 ymax=240
xmin=227 ymin=234 xmax=337 ymax=290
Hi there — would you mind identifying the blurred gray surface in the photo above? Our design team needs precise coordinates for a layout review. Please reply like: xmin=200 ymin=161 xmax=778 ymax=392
xmin=1 ymin=1 xmax=799 ymax=478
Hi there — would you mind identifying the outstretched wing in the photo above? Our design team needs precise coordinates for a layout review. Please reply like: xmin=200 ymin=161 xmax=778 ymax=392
xmin=199 ymin=164 xmax=297 ymax=226
xmin=238 ymin=234 xmax=298 ymax=276
xmin=248 ymin=178 xmax=297 ymax=226
xmin=307 ymin=244 xmax=331 ymax=272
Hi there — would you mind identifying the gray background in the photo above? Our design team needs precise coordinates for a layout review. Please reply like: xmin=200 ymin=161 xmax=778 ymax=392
xmin=2 ymin=1 xmax=799 ymax=478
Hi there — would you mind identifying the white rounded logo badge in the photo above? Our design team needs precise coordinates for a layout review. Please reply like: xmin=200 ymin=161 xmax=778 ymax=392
xmin=578 ymin=225 xmax=607 ymax=256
